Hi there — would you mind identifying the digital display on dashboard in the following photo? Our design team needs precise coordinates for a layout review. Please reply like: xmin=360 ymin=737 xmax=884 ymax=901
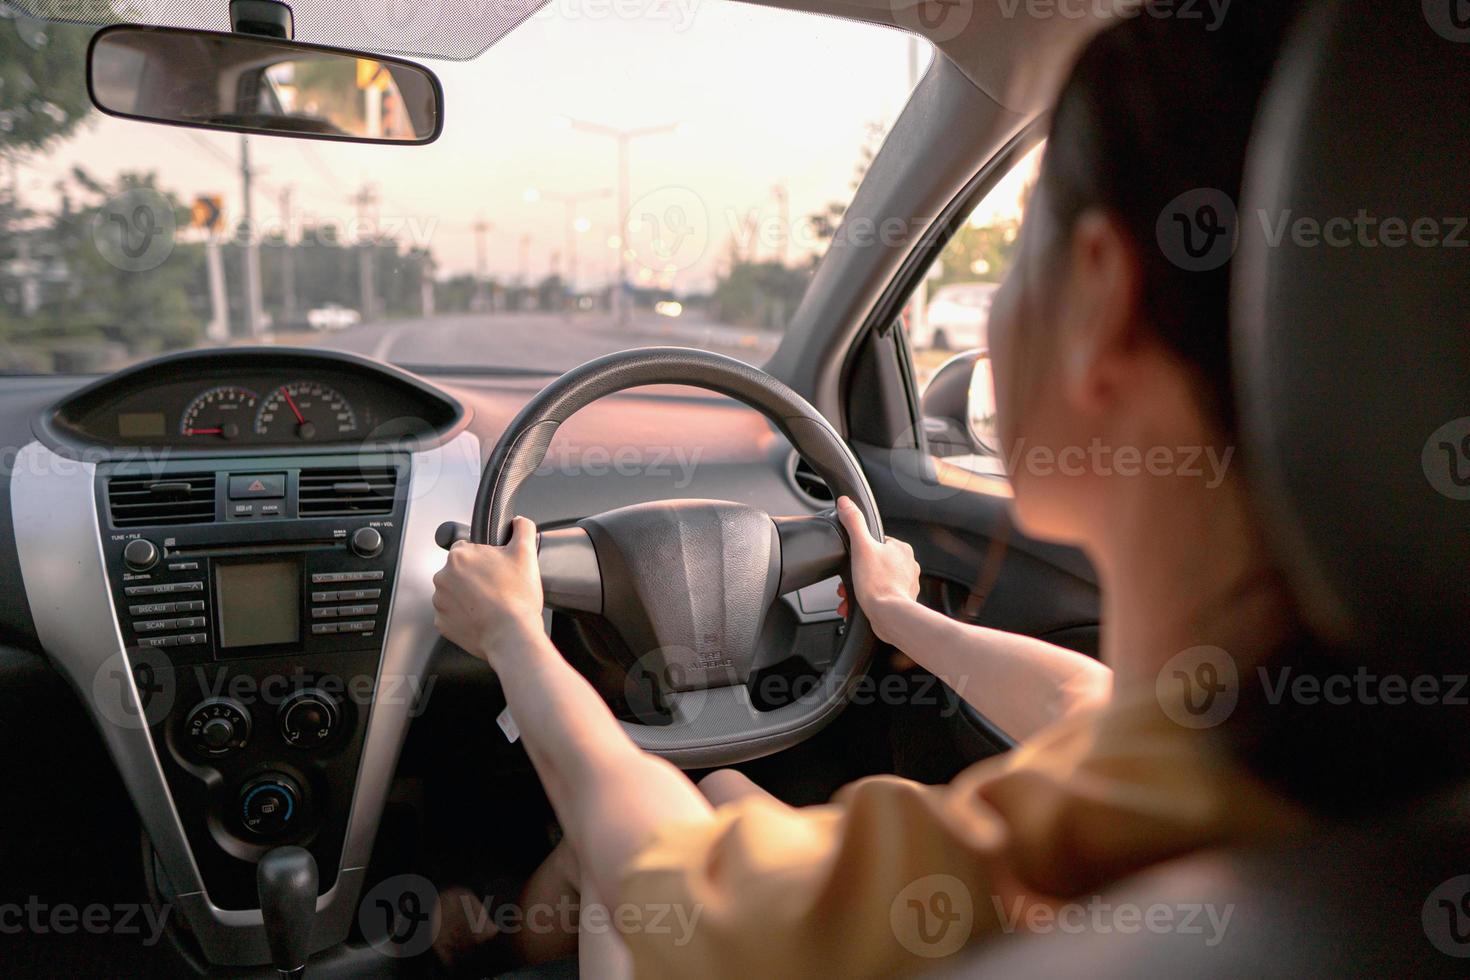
xmin=117 ymin=412 xmax=166 ymax=437
xmin=215 ymin=561 xmax=300 ymax=648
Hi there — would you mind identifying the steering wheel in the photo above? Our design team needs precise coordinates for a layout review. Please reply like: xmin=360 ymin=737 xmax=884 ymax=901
xmin=437 ymin=347 xmax=883 ymax=767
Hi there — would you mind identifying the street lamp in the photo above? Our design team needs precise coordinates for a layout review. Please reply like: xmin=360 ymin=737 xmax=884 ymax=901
xmin=523 ymin=186 xmax=612 ymax=308
xmin=561 ymin=117 xmax=679 ymax=326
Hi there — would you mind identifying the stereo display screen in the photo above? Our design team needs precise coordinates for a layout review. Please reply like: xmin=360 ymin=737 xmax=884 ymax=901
xmin=215 ymin=561 xmax=301 ymax=648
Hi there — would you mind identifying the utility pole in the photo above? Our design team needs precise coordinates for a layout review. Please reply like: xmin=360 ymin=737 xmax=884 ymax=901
xmin=278 ymin=186 xmax=297 ymax=326
xmin=240 ymin=136 xmax=265 ymax=338
xmin=472 ymin=216 xmax=491 ymax=312
xmin=771 ymin=182 xmax=790 ymax=267
xmin=565 ymin=119 xmax=678 ymax=327
xmin=350 ymin=183 xmax=379 ymax=322
xmin=524 ymin=187 xmax=611 ymax=314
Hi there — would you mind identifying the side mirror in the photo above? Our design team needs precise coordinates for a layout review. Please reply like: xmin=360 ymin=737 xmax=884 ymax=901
xmin=920 ymin=349 xmax=999 ymax=459
xmin=87 ymin=25 xmax=443 ymax=144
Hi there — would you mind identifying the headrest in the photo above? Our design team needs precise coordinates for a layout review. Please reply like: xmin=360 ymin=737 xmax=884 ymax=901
xmin=1232 ymin=1 xmax=1470 ymax=654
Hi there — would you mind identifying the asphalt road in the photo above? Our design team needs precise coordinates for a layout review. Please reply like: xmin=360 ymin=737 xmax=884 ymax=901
xmin=284 ymin=310 xmax=782 ymax=374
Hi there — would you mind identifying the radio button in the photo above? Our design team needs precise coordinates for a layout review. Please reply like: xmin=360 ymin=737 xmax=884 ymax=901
xmin=311 ymin=623 xmax=338 ymax=635
xmin=130 ymin=601 xmax=175 ymax=616
xmin=175 ymin=633 xmax=208 ymax=646
xmin=337 ymin=588 xmax=380 ymax=601
xmin=311 ymin=607 xmax=341 ymax=619
xmin=338 ymin=620 xmax=375 ymax=633
xmin=179 ymin=600 xmax=205 ymax=612
xmin=138 ymin=636 xmax=170 ymax=648
xmin=339 ymin=604 xmax=378 ymax=617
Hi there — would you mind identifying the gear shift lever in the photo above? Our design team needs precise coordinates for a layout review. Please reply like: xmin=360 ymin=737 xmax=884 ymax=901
xmin=257 ymin=846 xmax=318 ymax=980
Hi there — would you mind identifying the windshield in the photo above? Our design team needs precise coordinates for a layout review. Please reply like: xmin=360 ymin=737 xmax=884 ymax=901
xmin=0 ymin=5 xmax=926 ymax=375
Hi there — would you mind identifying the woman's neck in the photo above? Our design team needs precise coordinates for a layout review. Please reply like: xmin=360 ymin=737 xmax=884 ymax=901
xmin=1091 ymin=469 xmax=1295 ymax=691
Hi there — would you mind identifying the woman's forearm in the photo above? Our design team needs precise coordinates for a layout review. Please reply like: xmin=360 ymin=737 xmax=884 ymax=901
xmin=873 ymin=597 xmax=1112 ymax=739
xmin=483 ymin=619 xmax=713 ymax=901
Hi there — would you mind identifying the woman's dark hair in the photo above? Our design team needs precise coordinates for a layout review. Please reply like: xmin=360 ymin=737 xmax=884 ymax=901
xmin=1037 ymin=1 xmax=1305 ymax=437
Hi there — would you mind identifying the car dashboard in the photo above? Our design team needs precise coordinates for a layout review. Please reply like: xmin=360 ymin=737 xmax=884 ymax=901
xmin=0 ymin=346 xmax=834 ymax=969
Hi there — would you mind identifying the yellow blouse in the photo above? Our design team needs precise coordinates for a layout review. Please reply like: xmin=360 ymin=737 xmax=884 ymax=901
xmin=613 ymin=687 xmax=1302 ymax=977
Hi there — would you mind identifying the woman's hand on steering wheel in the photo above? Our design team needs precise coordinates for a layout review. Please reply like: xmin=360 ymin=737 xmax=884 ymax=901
xmin=836 ymin=496 xmax=920 ymax=646
xmin=432 ymin=516 xmax=544 ymax=664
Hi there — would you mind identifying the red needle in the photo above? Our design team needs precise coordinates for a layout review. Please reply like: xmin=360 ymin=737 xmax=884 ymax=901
xmin=186 ymin=428 xmax=222 ymax=436
xmin=282 ymin=387 xmax=305 ymax=424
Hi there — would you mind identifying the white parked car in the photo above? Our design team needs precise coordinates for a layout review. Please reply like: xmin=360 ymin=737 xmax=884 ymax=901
xmin=913 ymin=281 xmax=998 ymax=351
xmin=306 ymin=304 xmax=361 ymax=331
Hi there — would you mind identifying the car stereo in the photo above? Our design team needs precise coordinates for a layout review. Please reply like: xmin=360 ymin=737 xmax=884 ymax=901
xmin=96 ymin=454 xmax=407 ymax=663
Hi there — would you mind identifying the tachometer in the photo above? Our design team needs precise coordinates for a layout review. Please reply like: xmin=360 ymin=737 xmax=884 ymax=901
xmin=254 ymin=382 xmax=359 ymax=441
xmin=180 ymin=386 xmax=259 ymax=440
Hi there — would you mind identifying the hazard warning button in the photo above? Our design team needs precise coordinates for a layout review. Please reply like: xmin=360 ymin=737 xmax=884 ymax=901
xmin=228 ymin=474 xmax=286 ymax=499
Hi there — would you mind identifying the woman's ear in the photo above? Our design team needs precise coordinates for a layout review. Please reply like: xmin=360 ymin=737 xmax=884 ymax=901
xmin=1058 ymin=209 xmax=1146 ymax=415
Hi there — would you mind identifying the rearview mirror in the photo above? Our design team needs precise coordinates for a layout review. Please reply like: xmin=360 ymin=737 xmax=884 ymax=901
xmin=87 ymin=25 xmax=442 ymax=144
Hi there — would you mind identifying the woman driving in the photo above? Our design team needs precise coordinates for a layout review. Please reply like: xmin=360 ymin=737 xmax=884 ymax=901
xmin=430 ymin=3 xmax=1308 ymax=975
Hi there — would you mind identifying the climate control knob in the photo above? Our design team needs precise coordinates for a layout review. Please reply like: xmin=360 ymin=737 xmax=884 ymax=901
xmin=239 ymin=773 xmax=302 ymax=837
xmin=184 ymin=697 xmax=251 ymax=756
xmin=123 ymin=538 xmax=159 ymax=571
xmin=349 ymin=526 xmax=383 ymax=559
xmin=279 ymin=689 xmax=341 ymax=749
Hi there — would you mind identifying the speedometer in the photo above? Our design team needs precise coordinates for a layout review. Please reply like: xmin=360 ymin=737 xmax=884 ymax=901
xmin=254 ymin=382 xmax=359 ymax=441
xmin=180 ymin=386 xmax=259 ymax=440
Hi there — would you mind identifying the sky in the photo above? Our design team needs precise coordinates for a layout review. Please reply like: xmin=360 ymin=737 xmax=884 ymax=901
xmin=17 ymin=2 xmax=933 ymax=292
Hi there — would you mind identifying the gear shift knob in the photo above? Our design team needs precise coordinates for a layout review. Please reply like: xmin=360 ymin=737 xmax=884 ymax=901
xmin=257 ymin=846 xmax=318 ymax=979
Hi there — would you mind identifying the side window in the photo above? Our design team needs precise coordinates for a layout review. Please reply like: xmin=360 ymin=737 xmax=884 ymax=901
xmin=904 ymin=142 xmax=1044 ymax=475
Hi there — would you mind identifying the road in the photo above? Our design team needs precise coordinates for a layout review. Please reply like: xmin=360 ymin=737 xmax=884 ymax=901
xmin=276 ymin=311 xmax=782 ymax=374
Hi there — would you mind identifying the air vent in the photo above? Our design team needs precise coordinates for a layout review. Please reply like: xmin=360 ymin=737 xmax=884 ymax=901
xmin=298 ymin=467 xmax=399 ymax=516
xmin=790 ymin=455 xmax=834 ymax=504
xmin=107 ymin=473 xmax=216 ymax=527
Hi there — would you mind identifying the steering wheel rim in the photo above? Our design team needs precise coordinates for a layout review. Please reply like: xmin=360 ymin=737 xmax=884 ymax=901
xmin=467 ymin=347 xmax=883 ymax=768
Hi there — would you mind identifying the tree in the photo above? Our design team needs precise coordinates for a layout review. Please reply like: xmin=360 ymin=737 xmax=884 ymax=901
xmin=0 ymin=16 xmax=93 ymax=156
